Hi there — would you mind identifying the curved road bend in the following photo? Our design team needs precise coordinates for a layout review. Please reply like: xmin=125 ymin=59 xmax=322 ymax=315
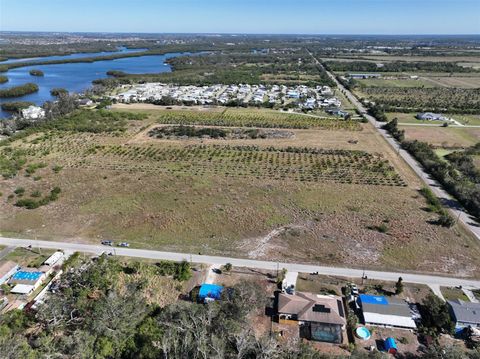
xmin=0 ymin=236 xmax=479 ymax=289
xmin=306 ymin=49 xmax=480 ymax=240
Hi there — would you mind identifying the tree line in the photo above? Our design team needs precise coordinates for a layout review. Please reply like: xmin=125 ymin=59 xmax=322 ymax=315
xmin=324 ymin=60 xmax=477 ymax=73
xmin=384 ymin=119 xmax=480 ymax=219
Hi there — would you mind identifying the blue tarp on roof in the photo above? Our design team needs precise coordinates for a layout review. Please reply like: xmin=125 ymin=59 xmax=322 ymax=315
xmin=199 ymin=284 xmax=223 ymax=301
xmin=359 ymin=294 xmax=388 ymax=305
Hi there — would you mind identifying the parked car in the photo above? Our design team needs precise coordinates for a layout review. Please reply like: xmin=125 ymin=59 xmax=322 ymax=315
xmin=101 ymin=240 xmax=114 ymax=246
xmin=118 ymin=242 xmax=130 ymax=247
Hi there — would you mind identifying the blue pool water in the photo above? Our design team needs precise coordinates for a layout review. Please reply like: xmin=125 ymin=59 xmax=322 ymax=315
xmin=356 ymin=326 xmax=371 ymax=340
xmin=12 ymin=271 xmax=43 ymax=281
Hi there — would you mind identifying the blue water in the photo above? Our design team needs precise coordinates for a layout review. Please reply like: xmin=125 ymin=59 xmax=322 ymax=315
xmin=0 ymin=50 xmax=187 ymax=117
xmin=12 ymin=271 xmax=43 ymax=281
xmin=0 ymin=47 xmax=146 ymax=64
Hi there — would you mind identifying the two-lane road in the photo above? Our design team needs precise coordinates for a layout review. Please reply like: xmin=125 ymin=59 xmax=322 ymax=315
xmin=307 ymin=49 xmax=480 ymax=240
xmin=1 ymin=236 xmax=479 ymax=289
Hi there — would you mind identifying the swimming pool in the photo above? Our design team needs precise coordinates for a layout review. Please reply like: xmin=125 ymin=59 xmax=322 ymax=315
xmin=356 ymin=326 xmax=371 ymax=340
xmin=11 ymin=271 xmax=43 ymax=281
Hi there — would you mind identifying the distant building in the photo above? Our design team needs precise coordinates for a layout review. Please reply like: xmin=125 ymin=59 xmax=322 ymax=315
xmin=358 ymin=294 xmax=417 ymax=329
xmin=21 ymin=106 xmax=45 ymax=120
xmin=198 ymin=283 xmax=224 ymax=303
xmin=348 ymin=73 xmax=382 ymax=79
xmin=448 ymin=300 xmax=480 ymax=330
xmin=0 ymin=261 xmax=20 ymax=285
xmin=416 ymin=112 xmax=447 ymax=121
xmin=78 ymin=98 xmax=94 ymax=106
xmin=287 ymin=90 xmax=300 ymax=99
xmin=277 ymin=292 xmax=346 ymax=344
xmin=326 ymin=108 xmax=350 ymax=118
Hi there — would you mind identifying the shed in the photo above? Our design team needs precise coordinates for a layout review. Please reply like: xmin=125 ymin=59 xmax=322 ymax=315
xmin=44 ymin=251 xmax=64 ymax=266
xmin=199 ymin=284 xmax=223 ymax=302
xmin=384 ymin=337 xmax=397 ymax=354
xmin=10 ymin=284 xmax=36 ymax=295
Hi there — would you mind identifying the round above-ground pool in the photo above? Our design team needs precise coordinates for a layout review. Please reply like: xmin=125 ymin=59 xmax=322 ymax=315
xmin=355 ymin=326 xmax=371 ymax=340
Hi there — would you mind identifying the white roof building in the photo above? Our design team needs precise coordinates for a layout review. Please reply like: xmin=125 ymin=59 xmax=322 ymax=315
xmin=11 ymin=284 xmax=36 ymax=295
xmin=359 ymin=294 xmax=417 ymax=330
xmin=44 ymin=251 xmax=64 ymax=266
xmin=21 ymin=106 xmax=45 ymax=120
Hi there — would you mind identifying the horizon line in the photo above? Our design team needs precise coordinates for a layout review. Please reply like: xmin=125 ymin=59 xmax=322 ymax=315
xmin=1 ymin=30 xmax=480 ymax=37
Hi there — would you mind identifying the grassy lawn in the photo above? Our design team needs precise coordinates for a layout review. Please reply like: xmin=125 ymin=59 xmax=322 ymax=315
xmin=441 ymin=286 xmax=470 ymax=302
xmin=1 ymin=107 xmax=479 ymax=276
xmin=386 ymin=112 xmax=480 ymax=126
xmin=296 ymin=274 xmax=432 ymax=303
xmin=3 ymin=247 xmax=56 ymax=267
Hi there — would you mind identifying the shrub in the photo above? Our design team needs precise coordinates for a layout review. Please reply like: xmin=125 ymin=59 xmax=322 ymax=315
xmin=14 ymin=187 xmax=25 ymax=196
xmin=1 ymin=101 xmax=35 ymax=112
xmin=0 ymin=83 xmax=39 ymax=98
xmin=50 ymin=88 xmax=68 ymax=96
xmin=29 ymin=69 xmax=44 ymax=77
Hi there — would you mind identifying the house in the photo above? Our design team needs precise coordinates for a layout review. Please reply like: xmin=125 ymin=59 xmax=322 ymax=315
xmin=348 ymin=73 xmax=382 ymax=79
xmin=287 ymin=90 xmax=300 ymax=99
xmin=21 ymin=106 xmax=45 ymax=120
xmin=358 ymin=294 xmax=417 ymax=329
xmin=0 ymin=261 xmax=20 ymax=285
xmin=326 ymin=108 xmax=349 ymax=118
xmin=198 ymin=283 xmax=224 ymax=303
xmin=278 ymin=292 xmax=346 ymax=344
xmin=448 ymin=299 xmax=480 ymax=330
xmin=8 ymin=268 xmax=46 ymax=295
xmin=416 ymin=112 xmax=447 ymax=121
xmin=78 ymin=98 xmax=94 ymax=106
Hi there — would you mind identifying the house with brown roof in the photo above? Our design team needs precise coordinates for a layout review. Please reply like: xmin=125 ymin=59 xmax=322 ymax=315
xmin=0 ymin=261 xmax=20 ymax=285
xmin=277 ymin=292 xmax=346 ymax=344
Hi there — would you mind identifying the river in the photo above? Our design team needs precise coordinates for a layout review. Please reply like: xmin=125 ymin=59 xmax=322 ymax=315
xmin=0 ymin=48 xmax=185 ymax=118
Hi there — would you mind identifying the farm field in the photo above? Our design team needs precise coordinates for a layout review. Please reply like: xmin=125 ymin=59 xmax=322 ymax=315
xmin=1 ymin=107 xmax=480 ymax=276
xmin=353 ymin=55 xmax=480 ymax=63
xmin=357 ymin=78 xmax=435 ymax=88
xmin=400 ymin=125 xmax=480 ymax=148
xmin=420 ymin=75 xmax=480 ymax=89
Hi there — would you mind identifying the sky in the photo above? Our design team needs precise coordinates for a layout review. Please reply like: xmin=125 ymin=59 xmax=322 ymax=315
xmin=0 ymin=0 xmax=479 ymax=35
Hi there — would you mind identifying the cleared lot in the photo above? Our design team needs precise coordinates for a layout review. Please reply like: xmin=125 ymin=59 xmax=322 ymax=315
xmin=1 ymin=107 xmax=479 ymax=276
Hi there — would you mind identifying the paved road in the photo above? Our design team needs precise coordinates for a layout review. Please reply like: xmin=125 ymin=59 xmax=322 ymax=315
xmin=0 ymin=236 xmax=479 ymax=289
xmin=307 ymin=49 xmax=480 ymax=240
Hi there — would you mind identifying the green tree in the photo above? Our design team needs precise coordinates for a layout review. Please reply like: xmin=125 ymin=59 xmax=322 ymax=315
xmin=420 ymin=294 xmax=455 ymax=336
xmin=223 ymin=262 xmax=233 ymax=273
xmin=395 ymin=277 xmax=404 ymax=295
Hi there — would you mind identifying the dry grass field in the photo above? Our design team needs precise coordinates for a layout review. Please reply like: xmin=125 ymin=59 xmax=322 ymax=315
xmin=400 ymin=125 xmax=480 ymax=148
xmin=421 ymin=75 xmax=480 ymax=89
xmin=1 ymin=106 xmax=479 ymax=276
